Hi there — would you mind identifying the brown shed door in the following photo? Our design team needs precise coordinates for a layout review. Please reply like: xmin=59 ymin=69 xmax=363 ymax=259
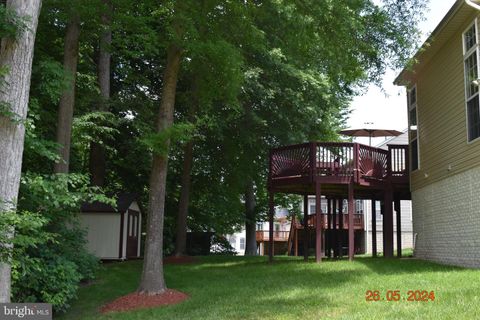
xmin=126 ymin=210 xmax=139 ymax=258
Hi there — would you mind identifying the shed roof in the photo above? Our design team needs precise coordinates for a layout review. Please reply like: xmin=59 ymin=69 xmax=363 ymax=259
xmin=80 ymin=193 xmax=139 ymax=213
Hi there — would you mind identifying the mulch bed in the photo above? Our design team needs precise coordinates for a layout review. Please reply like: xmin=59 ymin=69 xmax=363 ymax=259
xmin=163 ymin=255 xmax=199 ymax=264
xmin=100 ymin=290 xmax=189 ymax=314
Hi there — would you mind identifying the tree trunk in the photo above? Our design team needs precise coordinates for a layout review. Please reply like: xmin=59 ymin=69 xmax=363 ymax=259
xmin=0 ymin=0 xmax=42 ymax=303
xmin=89 ymin=0 xmax=111 ymax=186
xmin=53 ymin=13 xmax=80 ymax=174
xmin=138 ymin=43 xmax=181 ymax=294
xmin=173 ymin=141 xmax=193 ymax=256
xmin=244 ymin=180 xmax=257 ymax=255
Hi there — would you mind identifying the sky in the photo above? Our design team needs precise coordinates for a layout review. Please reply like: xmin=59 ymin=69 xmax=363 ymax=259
xmin=347 ymin=0 xmax=457 ymax=145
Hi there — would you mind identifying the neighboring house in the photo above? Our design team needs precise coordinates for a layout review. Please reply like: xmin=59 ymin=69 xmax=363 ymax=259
xmin=395 ymin=0 xmax=480 ymax=267
xmin=363 ymin=132 xmax=414 ymax=254
xmin=228 ymin=208 xmax=291 ymax=256
xmin=80 ymin=194 xmax=142 ymax=260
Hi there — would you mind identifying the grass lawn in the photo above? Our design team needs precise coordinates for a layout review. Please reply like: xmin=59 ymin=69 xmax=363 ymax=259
xmin=59 ymin=255 xmax=480 ymax=319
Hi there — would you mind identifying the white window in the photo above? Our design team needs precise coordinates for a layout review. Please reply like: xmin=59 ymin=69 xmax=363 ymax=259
xmin=408 ymin=85 xmax=419 ymax=171
xmin=229 ymin=236 xmax=236 ymax=247
xmin=355 ymin=200 xmax=363 ymax=214
xmin=256 ymin=223 xmax=263 ymax=231
xmin=463 ymin=19 xmax=480 ymax=142
xmin=239 ymin=238 xmax=245 ymax=250
xmin=321 ymin=199 xmax=328 ymax=213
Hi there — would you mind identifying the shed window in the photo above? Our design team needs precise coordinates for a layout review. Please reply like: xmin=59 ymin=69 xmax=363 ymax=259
xmin=464 ymin=19 xmax=480 ymax=142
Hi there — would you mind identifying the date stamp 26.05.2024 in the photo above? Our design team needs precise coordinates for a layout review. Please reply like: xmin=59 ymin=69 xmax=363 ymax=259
xmin=365 ymin=290 xmax=435 ymax=302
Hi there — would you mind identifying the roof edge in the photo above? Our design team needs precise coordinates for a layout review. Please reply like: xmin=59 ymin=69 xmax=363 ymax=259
xmin=394 ymin=0 xmax=466 ymax=86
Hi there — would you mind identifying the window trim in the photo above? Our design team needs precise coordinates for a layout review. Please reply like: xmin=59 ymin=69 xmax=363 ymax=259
xmin=407 ymin=85 xmax=420 ymax=171
xmin=463 ymin=18 xmax=480 ymax=143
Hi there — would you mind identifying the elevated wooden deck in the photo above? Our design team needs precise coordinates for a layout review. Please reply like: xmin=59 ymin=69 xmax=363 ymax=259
xmin=268 ymin=142 xmax=410 ymax=199
xmin=266 ymin=142 xmax=411 ymax=262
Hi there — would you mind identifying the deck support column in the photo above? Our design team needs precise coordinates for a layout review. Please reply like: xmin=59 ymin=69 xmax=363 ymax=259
xmin=338 ymin=199 xmax=344 ymax=258
xmin=294 ymin=225 xmax=298 ymax=256
xmin=383 ymin=187 xmax=394 ymax=258
xmin=303 ymin=194 xmax=309 ymax=261
xmin=395 ymin=198 xmax=402 ymax=258
xmin=327 ymin=198 xmax=332 ymax=258
xmin=315 ymin=180 xmax=322 ymax=263
xmin=348 ymin=182 xmax=355 ymax=261
xmin=268 ymin=192 xmax=275 ymax=263
xmin=332 ymin=198 xmax=337 ymax=258
xmin=371 ymin=199 xmax=377 ymax=257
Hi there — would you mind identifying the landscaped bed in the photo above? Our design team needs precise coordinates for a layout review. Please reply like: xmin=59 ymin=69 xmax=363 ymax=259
xmin=59 ymin=256 xmax=480 ymax=319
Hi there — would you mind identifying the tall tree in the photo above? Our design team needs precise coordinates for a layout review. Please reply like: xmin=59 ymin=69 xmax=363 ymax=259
xmin=0 ymin=0 xmax=42 ymax=303
xmin=89 ymin=0 xmax=111 ymax=186
xmin=138 ymin=41 xmax=182 ymax=294
xmin=53 ymin=11 xmax=80 ymax=174
xmin=244 ymin=180 xmax=257 ymax=255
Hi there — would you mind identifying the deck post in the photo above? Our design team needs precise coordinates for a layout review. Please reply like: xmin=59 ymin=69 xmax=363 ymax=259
xmin=332 ymin=198 xmax=337 ymax=258
xmin=371 ymin=199 xmax=377 ymax=257
xmin=303 ymin=194 xmax=309 ymax=261
xmin=395 ymin=198 xmax=402 ymax=258
xmin=383 ymin=187 xmax=394 ymax=258
xmin=268 ymin=192 xmax=275 ymax=263
xmin=327 ymin=198 xmax=332 ymax=258
xmin=315 ymin=180 xmax=322 ymax=263
xmin=348 ymin=182 xmax=355 ymax=261
xmin=338 ymin=198 xmax=344 ymax=258
xmin=294 ymin=225 xmax=298 ymax=256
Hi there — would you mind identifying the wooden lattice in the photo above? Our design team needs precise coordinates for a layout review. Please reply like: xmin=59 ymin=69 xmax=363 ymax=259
xmin=358 ymin=145 xmax=388 ymax=179
xmin=270 ymin=145 xmax=310 ymax=178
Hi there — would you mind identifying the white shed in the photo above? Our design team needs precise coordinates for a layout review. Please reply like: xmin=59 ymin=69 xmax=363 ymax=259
xmin=80 ymin=194 xmax=142 ymax=260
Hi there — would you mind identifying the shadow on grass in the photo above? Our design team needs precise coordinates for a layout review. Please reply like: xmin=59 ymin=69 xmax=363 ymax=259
xmin=61 ymin=255 xmax=472 ymax=320
xmin=353 ymin=255 xmax=467 ymax=275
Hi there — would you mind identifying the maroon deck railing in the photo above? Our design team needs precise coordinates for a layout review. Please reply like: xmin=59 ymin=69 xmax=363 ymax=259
xmin=304 ymin=213 xmax=364 ymax=230
xmin=388 ymin=144 xmax=409 ymax=178
xmin=256 ymin=230 xmax=290 ymax=242
xmin=269 ymin=142 xmax=409 ymax=184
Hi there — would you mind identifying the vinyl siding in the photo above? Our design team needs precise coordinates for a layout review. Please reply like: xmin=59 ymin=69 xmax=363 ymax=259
xmin=411 ymin=11 xmax=480 ymax=191
xmin=80 ymin=213 xmax=121 ymax=259
xmin=363 ymin=200 xmax=413 ymax=254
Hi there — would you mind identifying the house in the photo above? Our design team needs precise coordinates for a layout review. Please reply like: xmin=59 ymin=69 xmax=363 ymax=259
xmin=256 ymin=208 xmax=291 ymax=256
xmin=362 ymin=131 xmax=414 ymax=254
xmin=395 ymin=0 xmax=480 ymax=267
xmin=227 ymin=208 xmax=291 ymax=255
xmin=80 ymin=194 xmax=142 ymax=260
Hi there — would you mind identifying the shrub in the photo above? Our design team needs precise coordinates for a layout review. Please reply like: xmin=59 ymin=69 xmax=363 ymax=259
xmin=4 ymin=173 xmax=113 ymax=312
xmin=12 ymin=253 xmax=81 ymax=313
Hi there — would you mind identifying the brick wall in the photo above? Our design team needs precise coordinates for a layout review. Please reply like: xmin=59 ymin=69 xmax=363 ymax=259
xmin=412 ymin=166 xmax=480 ymax=268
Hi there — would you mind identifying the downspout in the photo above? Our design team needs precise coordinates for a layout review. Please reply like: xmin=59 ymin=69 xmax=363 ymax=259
xmin=466 ymin=0 xmax=480 ymax=11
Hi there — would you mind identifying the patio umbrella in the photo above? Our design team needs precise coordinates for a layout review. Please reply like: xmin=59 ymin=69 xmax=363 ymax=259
xmin=339 ymin=128 xmax=403 ymax=146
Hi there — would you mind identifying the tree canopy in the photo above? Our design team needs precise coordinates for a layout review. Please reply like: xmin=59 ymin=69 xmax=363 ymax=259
xmin=0 ymin=0 xmax=427 ymax=310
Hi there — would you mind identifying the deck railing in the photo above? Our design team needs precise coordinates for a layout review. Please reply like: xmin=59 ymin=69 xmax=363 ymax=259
xmin=256 ymin=230 xmax=289 ymax=242
xmin=388 ymin=144 xmax=409 ymax=178
xmin=305 ymin=213 xmax=364 ymax=229
xmin=269 ymin=142 xmax=408 ymax=184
